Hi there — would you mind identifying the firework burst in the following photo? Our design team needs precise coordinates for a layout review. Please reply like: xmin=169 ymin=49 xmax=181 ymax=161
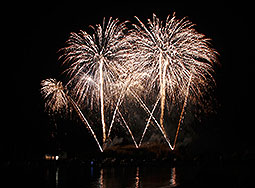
xmin=129 ymin=13 xmax=218 ymax=148
xmin=59 ymin=17 xmax=131 ymax=144
xmin=40 ymin=78 xmax=103 ymax=152
xmin=41 ymin=78 xmax=69 ymax=115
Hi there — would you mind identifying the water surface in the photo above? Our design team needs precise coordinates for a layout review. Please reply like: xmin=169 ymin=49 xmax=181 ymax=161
xmin=6 ymin=161 xmax=253 ymax=188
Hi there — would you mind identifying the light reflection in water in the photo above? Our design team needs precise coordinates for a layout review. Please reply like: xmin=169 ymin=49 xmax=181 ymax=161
xmin=55 ymin=167 xmax=59 ymax=188
xmin=49 ymin=165 xmax=179 ymax=188
xmin=99 ymin=169 xmax=104 ymax=188
xmin=135 ymin=167 xmax=140 ymax=188
xmin=91 ymin=166 xmax=94 ymax=177
xmin=170 ymin=167 xmax=177 ymax=187
xmin=94 ymin=166 xmax=178 ymax=188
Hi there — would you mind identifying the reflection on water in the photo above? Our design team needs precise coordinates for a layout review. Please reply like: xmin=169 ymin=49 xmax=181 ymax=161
xmin=135 ymin=167 xmax=140 ymax=188
xmin=55 ymin=167 xmax=59 ymax=188
xmin=170 ymin=167 xmax=177 ymax=186
xmin=99 ymin=169 xmax=103 ymax=188
xmin=45 ymin=164 xmax=179 ymax=188
xmin=6 ymin=161 xmax=252 ymax=187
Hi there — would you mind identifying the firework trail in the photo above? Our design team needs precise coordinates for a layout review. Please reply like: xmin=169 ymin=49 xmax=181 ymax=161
xmin=99 ymin=58 xmax=107 ymax=144
xmin=105 ymin=91 xmax=137 ymax=148
xmin=59 ymin=17 xmax=131 ymax=144
xmin=106 ymin=73 xmax=142 ymax=141
xmin=130 ymin=89 xmax=173 ymax=150
xmin=107 ymin=92 xmax=124 ymax=139
xmin=131 ymin=13 xmax=218 ymax=149
xmin=41 ymin=78 xmax=103 ymax=152
xmin=173 ymin=74 xmax=192 ymax=149
xmin=159 ymin=53 xmax=167 ymax=134
xmin=117 ymin=108 xmax=138 ymax=148
xmin=106 ymin=74 xmax=146 ymax=147
xmin=68 ymin=96 xmax=103 ymax=152
xmin=138 ymin=95 xmax=161 ymax=147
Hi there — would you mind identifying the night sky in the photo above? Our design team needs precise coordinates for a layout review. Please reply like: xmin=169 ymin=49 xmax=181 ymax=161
xmin=4 ymin=1 xmax=253 ymax=161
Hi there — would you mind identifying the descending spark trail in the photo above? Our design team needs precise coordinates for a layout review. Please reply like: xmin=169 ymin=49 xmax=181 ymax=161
xmin=173 ymin=74 xmax=192 ymax=149
xmin=99 ymin=58 xmax=107 ymax=143
xmin=130 ymin=89 xmax=173 ymax=150
xmin=138 ymin=96 xmax=161 ymax=147
xmin=159 ymin=54 xmax=170 ymax=134
xmin=105 ymin=92 xmax=137 ymax=148
xmin=159 ymin=53 xmax=165 ymax=133
xmin=68 ymin=95 xmax=103 ymax=152
xmin=107 ymin=92 xmax=124 ymax=139
xmin=41 ymin=79 xmax=103 ymax=152
xmin=117 ymin=109 xmax=138 ymax=148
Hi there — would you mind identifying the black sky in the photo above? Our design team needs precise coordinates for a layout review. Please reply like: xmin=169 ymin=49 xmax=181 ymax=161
xmin=4 ymin=1 xmax=253 ymax=160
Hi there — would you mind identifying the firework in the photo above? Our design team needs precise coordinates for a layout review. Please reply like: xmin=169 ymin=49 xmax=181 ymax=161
xmin=59 ymin=17 xmax=131 ymax=144
xmin=130 ymin=13 xmax=218 ymax=149
xmin=40 ymin=78 xmax=103 ymax=152
xmin=41 ymin=78 xmax=69 ymax=114
xmin=41 ymin=13 xmax=218 ymax=151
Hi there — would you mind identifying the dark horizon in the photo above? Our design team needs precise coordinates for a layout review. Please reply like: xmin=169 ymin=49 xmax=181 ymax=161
xmin=4 ymin=2 xmax=253 ymax=161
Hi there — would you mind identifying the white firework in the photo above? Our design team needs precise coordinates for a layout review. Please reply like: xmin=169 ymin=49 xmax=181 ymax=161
xmin=41 ymin=78 xmax=69 ymax=114
xmin=129 ymin=13 xmax=218 ymax=148
xmin=40 ymin=78 xmax=103 ymax=152
xmin=41 ymin=13 xmax=219 ymax=151
xmin=59 ymin=17 xmax=132 ymax=144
